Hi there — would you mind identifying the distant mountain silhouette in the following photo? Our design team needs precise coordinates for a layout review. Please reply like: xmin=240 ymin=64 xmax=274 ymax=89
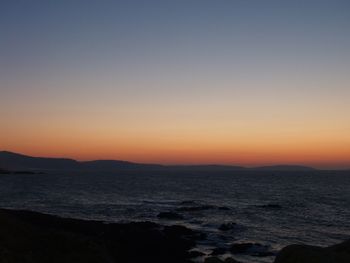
xmin=0 ymin=151 xmax=318 ymax=172
xmin=0 ymin=151 xmax=157 ymax=171
xmin=253 ymin=165 xmax=316 ymax=171
xmin=167 ymin=164 xmax=245 ymax=171
xmin=0 ymin=151 xmax=79 ymax=170
xmin=81 ymin=160 xmax=163 ymax=170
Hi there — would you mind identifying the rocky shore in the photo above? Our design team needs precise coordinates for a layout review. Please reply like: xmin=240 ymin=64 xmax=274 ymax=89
xmin=0 ymin=208 xmax=348 ymax=263
xmin=0 ymin=208 xmax=206 ymax=263
xmin=275 ymin=240 xmax=350 ymax=263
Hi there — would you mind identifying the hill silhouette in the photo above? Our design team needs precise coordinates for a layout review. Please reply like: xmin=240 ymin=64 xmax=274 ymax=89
xmin=0 ymin=151 xmax=79 ymax=170
xmin=0 ymin=151 xmax=317 ymax=172
xmin=253 ymin=165 xmax=315 ymax=171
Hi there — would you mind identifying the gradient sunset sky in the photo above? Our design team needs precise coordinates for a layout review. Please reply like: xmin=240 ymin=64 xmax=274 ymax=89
xmin=1 ymin=0 xmax=350 ymax=169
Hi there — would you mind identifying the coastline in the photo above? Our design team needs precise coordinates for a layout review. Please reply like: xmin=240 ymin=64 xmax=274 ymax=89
xmin=0 ymin=208 xmax=200 ymax=263
xmin=0 ymin=208 xmax=349 ymax=263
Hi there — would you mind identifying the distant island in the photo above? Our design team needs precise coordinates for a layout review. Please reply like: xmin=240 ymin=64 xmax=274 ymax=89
xmin=0 ymin=151 xmax=317 ymax=172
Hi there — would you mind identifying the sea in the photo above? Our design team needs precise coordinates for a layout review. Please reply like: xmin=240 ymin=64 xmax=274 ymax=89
xmin=0 ymin=170 xmax=349 ymax=263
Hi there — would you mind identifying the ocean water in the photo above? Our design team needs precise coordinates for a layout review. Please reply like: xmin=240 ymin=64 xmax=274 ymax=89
xmin=0 ymin=170 xmax=349 ymax=262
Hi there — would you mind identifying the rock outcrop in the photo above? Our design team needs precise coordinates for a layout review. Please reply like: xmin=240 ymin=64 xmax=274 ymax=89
xmin=0 ymin=208 xmax=203 ymax=263
xmin=274 ymin=240 xmax=350 ymax=263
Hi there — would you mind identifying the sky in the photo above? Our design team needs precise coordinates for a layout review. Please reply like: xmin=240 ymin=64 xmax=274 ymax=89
xmin=1 ymin=0 xmax=350 ymax=169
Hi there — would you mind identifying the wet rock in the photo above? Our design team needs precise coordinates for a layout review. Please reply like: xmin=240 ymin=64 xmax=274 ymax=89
xmin=230 ymin=242 xmax=272 ymax=257
xmin=274 ymin=240 xmax=350 ymax=263
xmin=0 ymin=208 xmax=198 ymax=263
xmin=162 ymin=225 xmax=206 ymax=255
xmin=218 ymin=206 xmax=230 ymax=211
xmin=230 ymin=243 xmax=255 ymax=253
xmin=157 ymin=212 xmax=184 ymax=220
xmin=204 ymin=256 xmax=224 ymax=263
xmin=211 ymin=247 xmax=227 ymax=255
xmin=218 ymin=222 xmax=236 ymax=231
xmin=255 ymin=251 xmax=275 ymax=257
xmin=163 ymin=225 xmax=204 ymax=241
xmin=205 ymin=257 xmax=241 ymax=263
xmin=188 ymin=250 xmax=205 ymax=258
xmin=224 ymin=258 xmax=240 ymax=263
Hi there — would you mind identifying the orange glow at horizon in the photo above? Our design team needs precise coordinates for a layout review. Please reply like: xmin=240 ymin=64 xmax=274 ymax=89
xmin=1 ymin=62 xmax=349 ymax=170
xmin=2 ymin=124 xmax=350 ymax=169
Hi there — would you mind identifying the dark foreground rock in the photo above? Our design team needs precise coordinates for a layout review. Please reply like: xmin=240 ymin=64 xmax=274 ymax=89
xmin=0 ymin=208 xmax=203 ymax=263
xmin=210 ymin=247 xmax=227 ymax=255
xmin=230 ymin=242 xmax=274 ymax=257
xmin=274 ymin=240 xmax=350 ymax=263
xmin=204 ymin=257 xmax=240 ymax=263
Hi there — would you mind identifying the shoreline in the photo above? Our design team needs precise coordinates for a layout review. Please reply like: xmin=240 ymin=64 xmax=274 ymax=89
xmin=0 ymin=208 xmax=200 ymax=263
xmin=0 ymin=208 xmax=349 ymax=263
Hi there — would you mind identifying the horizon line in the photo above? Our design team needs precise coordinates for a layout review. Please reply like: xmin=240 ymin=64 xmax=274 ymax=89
xmin=1 ymin=150 xmax=349 ymax=171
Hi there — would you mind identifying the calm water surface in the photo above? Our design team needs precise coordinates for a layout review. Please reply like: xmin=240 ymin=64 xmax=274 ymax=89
xmin=0 ymin=171 xmax=349 ymax=262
